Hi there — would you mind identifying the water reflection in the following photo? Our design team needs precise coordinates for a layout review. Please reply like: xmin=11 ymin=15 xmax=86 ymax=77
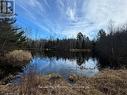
xmin=24 ymin=52 xmax=99 ymax=78
xmin=0 ymin=61 xmax=25 ymax=84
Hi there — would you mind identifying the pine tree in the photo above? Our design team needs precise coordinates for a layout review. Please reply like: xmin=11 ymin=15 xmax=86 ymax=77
xmin=77 ymin=32 xmax=84 ymax=49
xmin=0 ymin=18 xmax=27 ymax=51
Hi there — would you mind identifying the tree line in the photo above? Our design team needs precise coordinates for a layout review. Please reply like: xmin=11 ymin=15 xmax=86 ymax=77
xmin=94 ymin=25 xmax=127 ymax=68
xmin=27 ymin=32 xmax=92 ymax=51
xmin=0 ymin=18 xmax=92 ymax=53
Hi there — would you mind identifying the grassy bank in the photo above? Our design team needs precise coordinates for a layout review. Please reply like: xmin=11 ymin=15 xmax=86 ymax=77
xmin=0 ymin=50 xmax=32 ymax=66
xmin=0 ymin=50 xmax=32 ymax=84
xmin=0 ymin=69 xmax=127 ymax=95
xmin=5 ymin=50 xmax=32 ymax=62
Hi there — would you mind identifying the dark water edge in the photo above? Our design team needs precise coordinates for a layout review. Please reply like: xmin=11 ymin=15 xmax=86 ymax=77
xmin=0 ymin=58 xmax=30 ymax=84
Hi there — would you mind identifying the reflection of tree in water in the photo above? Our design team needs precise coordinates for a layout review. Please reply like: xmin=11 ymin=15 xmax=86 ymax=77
xmin=76 ymin=57 xmax=85 ymax=66
xmin=49 ymin=58 xmax=56 ymax=68
xmin=75 ymin=52 xmax=87 ymax=66
xmin=32 ymin=51 xmax=92 ymax=60
xmin=32 ymin=51 xmax=94 ymax=70
xmin=0 ymin=61 xmax=27 ymax=84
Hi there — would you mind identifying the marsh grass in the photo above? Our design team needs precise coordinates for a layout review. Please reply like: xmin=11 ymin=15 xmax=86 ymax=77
xmin=5 ymin=50 xmax=32 ymax=62
xmin=0 ymin=69 xmax=127 ymax=95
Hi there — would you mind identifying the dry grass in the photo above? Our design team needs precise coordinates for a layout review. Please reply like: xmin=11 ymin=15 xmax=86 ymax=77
xmin=5 ymin=50 xmax=32 ymax=62
xmin=75 ymin=69 xmax=127 ymax=95
xmin=0 ymin=69 xmax=127 ymax=95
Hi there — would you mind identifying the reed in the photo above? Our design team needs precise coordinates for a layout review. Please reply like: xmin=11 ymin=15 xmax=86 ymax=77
xmin=0 ymin=69 xmax=127 ymax=95
xmin=5 ymin=50 xmax=32 ymax=62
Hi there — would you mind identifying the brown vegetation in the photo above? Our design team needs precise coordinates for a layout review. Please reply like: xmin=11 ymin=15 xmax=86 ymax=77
xmin=5 ymin=50 xmax=32 ymax=62
xmin=0 ymin=69 xmax=127 ymax=95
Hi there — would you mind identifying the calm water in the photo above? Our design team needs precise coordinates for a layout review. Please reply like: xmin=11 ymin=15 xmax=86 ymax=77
xmin=1 ymin=51 xmax=125 ymax=83
xmin=0 ymin=52 xmax=101 ymax=84
xmin=23 ymin=52 xmax=100 ymax=78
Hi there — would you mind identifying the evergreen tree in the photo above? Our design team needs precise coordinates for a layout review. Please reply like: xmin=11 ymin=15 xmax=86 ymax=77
xmin=77 ymin=32 xmax=84 ymax=49
xmin=0 ymin=18 xmax=27 ymax=51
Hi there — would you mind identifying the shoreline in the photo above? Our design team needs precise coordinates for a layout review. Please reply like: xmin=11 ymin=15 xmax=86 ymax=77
xmin=0 ymin=69 xmax=127 ymax=95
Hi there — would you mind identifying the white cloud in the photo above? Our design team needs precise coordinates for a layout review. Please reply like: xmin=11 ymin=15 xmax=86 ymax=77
xmin=62 ymin=0 xmax=127 ymax=38
xmin=16 ymin=0 xmax=127 ymax=39
xmin=86 ymin=0 xmax=127 ymax=26
xmin=66 ymin=7 xmax=76 ymax=21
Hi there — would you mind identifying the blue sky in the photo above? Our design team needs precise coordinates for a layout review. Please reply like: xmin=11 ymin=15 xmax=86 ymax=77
xmin=16 ymin=0 xmax=127 ymax=39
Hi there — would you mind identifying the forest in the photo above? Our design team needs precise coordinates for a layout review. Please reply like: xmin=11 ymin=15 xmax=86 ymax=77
xmin=27 ymin=32 xmax=92 ymax=51
xmin=95 ymin=25 xmax=127 ymax=68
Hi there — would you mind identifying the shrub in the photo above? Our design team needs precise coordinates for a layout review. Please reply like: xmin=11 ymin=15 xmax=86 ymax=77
xmin=5 ymin=50 xmax=32 ymax=62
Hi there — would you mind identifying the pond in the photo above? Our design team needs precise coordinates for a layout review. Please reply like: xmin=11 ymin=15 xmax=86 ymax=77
xmin=23 ymin=51 xmax=100 ymax=78
xmin=0 ymin=51 xmax=102 ymax=84
xmin=0 ymin=51 xmax=125 ymax=84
